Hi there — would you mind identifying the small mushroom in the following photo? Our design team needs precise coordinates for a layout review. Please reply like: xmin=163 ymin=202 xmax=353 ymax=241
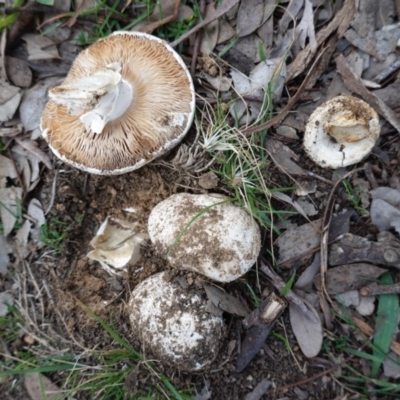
xmin=148 ymin=193 xmax=261 ymax=282
xmin=128 ymin=271 xmax=224 ymax=371
xmin=41 ymin=31 xmax=195 ymax=175
xmin=303 ymin=96 xmax=380 ymax=168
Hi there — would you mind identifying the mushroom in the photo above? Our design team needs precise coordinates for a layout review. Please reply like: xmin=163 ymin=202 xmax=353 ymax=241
xmin=86 ymin=216 xmax=148 ymax=275
xmin=303 ymin=96 xmax=380 ymax=168
xmin=148 ymin=193 xmax=261 ymax=282
xmin=128 ymin=271 xmax=224 ymax=371
xmin=41 ymin=31 xmax=195 ymax=175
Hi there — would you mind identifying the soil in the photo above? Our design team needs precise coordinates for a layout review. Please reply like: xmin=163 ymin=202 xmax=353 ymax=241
xmin=23 ymin=151 xmax=340 ymax=400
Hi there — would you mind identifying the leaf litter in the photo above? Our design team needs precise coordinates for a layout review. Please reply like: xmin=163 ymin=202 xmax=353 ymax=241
xmin=1 ymin=0 xmax=400 ymax=397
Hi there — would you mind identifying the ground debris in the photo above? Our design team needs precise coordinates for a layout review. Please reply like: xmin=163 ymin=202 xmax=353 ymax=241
xmin=329 ymin=232 xmax=400 ymax=269
xmin=236 ymin=292 xmax=286 ymax=372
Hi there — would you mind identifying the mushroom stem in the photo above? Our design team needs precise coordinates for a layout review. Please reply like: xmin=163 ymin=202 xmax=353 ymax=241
xmin=49 ymin=62 xmax=134 ymax=134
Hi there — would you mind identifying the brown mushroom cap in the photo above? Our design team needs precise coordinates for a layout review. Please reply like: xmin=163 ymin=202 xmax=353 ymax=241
xmin=41 ymin=32 xmax=195 ymax=175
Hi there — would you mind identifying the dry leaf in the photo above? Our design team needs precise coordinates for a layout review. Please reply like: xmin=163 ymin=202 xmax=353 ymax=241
xmin=236 ymin=0 xmax=265 ymax=37
xmin=244 ymin=379 xmax=272 ymax=400
xmin=0 ymin=155 xmax=17 ymax=189
xmin=336 ymin=54 xmax=400 ymax=133
xmin=19 ymin=76 xmax=63 ymax=136
xmin=204 ymin=284 xmax=249 ymax=317
xmin=265 ymin=138 xmax=307 ymax=176
xmin=276 ymin=219 xmax=321 ymax=265
xmin=313 ymin=263 xmax=387 ymax=295
xmin=0 ymin=78 xmax=21 ymax=122
xmin=295 ymin=0 xmax=317 ymax=51
xmin=0 ymin=187 xmax=22 ymax=236
xmin=24 ymin=373 xmax=62 ymax=400
xmin=289 ymin=297 xmax=323 ymax=358
xmin=0 ymin=234 xmax=12 ymax=275
xmin=15 ymin=220 xmax=32 ymax=259
xmin=0 ymin=292 xmax=14 ymax=316
xmin=271 ymin=192 xmax=312 ymax=221
xmin=15 ymin=139 xmax=53 ymax=170
xmin=22 ymin=34 xmax=60 ymax=61
xmin=279 ymin=0 xmax=304 ymax=33
xmin=5 ymin=57 xmax=32 ymax=88
xmin=200 ymin=2 xmax=219 ymax=54
xmin=370 ymin=199 xmax=400 ymax=233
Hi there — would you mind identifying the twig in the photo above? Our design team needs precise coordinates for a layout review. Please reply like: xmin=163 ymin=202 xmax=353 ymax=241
xmin=169 ymin=0 xmax=239 ymax=48
xmin=319 ymin=168 xmax=362 ymax=308
xmin=241 ymin=48 xmax=327 ymax=136
xmin=45 ymin=169 xmax=59 ymax=216
xmin=360 ymin=282 xmax=400 ymax=296
xmin=190 ymin=0 xmax=206 ymax=76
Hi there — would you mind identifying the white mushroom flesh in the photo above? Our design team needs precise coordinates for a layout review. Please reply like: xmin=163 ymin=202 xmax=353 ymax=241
xmin=128 ymin=271 xmax=224 ymax=371
xmin=304 ymin=96 xmax=380 ymax=168
xmin=148 ymin=193 xmax=261 ymax=282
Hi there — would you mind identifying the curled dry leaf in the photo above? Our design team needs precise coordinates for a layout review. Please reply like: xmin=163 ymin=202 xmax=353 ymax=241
xmin=200 ymin=2 xmax=219 ymax=54
xmin=87 ymin=216 xmax=148 ymax=275
xmin=313 ymin=263 xmax=387 ymax=295
xmin=204 ymin=284 xmax=249 ymax=317
xmin=295 ymin=0 xmax=317 ymax=51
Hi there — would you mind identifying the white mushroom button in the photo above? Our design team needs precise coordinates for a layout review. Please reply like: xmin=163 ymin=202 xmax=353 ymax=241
xmin=303 ymin=95 xmax=380 ymax=169
xmin=148 ymin=193 xmax=261 ymax=283
xmin=128 ymin=271 xmax=224 ymax=371
xmin=41 ymin=31 xmax=195 ymax=175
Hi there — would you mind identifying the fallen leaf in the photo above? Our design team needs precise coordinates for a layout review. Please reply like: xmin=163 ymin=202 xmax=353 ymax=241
xmin=244 ymin=379 xmax=272 ymax=400
xmin=0 ymin=234 xmax=12 ymax=275
xmin=279 ymin=0 xmax=304 ymax=33
xmin=265 ymin=138 xmax=307 ymax=176
xmin=0 ymin=155 xmax=17 ymax=189
xmin=19 ymin=76 xmax=63 ymax=136
xmin=289 ymin=295 xmax=323 ymax=358
xmin=352 ymin=316 xmax=400 ymax=357
xmin=236 ymin=0 xmax=265 ymax=37
xmin=0 ymin=78 xmax=21 ymax=122
xmin=295 ymin=0 xmax=317 ymax=51
xmin=204 ymin=284 xmax=249 ymax=317
xmin=276 ymin=219 xmax=321 ymax=266
xmin=383 ymin=352 xmax=400 ymax=379
xmin=0 ymin=187 xmax=22 ymax=236
xmin=15 ymin=139 xmax=53 ymax=170
xmin=336 ymin=54 xmax=400 ymax=133
xmin=370 ymin=199 xmax=400 ymax=233
xmin=5 ymin=57 xmax=32 ymax=88
xmin=15 ymin=220 xmax=31 ymax=259
xmin=0 ymin=292 xmax=13 ymax=316
xmin=24 ymin=373 xmax=62 ymax=400
xmin=313 ymin=264 xmax=386 ymax=295
xmin=22 ymin=34 xmax=60 ymax=61
xmin=271 ymin=192 xmax=312 ymax=221
xmin=200 ymin=2 xmax=220 ymax=54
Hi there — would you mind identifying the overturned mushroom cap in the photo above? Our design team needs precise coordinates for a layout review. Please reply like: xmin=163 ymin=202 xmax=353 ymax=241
xmin=304 ymin=96 xmax=380 ymax=169
xmin=41 ymin=31 xmax=195 ymax=175
xmin=128 ymin=271 xmax=224 ymax=371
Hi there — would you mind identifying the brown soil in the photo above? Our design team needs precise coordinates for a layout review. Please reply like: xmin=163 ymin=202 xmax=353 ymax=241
xmin=25 ymin=156 xmax=340 ymax=400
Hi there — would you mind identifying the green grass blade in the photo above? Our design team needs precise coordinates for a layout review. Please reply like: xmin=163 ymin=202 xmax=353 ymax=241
xmin=372 ymin=272 xmax=399 ymax=377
